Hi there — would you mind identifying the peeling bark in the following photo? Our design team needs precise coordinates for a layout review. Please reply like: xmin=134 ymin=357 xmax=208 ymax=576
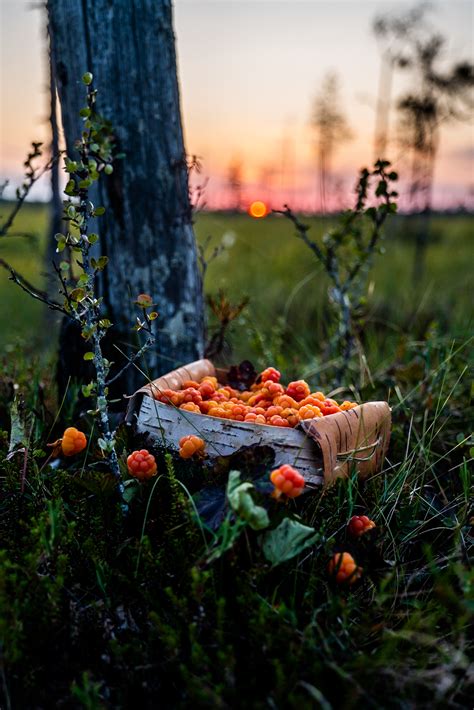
xmin=47 ymin=0 xmax=204 ymax=395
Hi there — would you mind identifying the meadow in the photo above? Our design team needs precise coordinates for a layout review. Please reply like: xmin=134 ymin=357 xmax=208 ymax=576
xmin=0 ymin=199 xmax=473 ymax=708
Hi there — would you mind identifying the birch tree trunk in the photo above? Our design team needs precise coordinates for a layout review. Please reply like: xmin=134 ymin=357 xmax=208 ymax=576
xmin=47 ymin=0 xmax=204 ymax=394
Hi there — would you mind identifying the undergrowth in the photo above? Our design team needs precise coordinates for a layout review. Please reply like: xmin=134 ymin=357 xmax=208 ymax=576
xmin=0 ymin=332 xmax=472 ymax=709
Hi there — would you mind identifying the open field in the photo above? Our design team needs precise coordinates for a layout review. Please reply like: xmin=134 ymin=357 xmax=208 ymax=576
xmin=0 ymin=201 xmax=472 ymax=368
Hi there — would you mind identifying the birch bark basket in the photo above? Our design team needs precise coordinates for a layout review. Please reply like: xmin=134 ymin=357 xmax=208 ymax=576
xmin=126 ymin=359 xmax=392 ymax=488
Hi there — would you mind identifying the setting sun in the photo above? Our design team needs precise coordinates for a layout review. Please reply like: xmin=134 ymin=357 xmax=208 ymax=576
xmin=248 ymin=200 xmax=268 ymax=218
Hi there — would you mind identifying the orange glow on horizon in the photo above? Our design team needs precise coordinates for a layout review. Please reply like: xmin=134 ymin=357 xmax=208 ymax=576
xmin=248 ymin=200 xmax=268 ymax=218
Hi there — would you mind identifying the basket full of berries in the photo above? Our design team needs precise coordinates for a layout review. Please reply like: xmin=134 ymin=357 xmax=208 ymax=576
xmin=126 ymin=359 xmax=391 ymax=487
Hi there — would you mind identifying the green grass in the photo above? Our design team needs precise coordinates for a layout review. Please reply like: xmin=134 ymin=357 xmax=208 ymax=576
xmin=1 ymin=202 xmax=471 ymax=361
xmin=0 ymin=201 xmax=472 ymax=707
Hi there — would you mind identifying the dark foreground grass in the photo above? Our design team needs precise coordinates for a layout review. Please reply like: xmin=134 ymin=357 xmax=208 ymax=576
xmin=0 ymin=330 xmax=472 ymax=709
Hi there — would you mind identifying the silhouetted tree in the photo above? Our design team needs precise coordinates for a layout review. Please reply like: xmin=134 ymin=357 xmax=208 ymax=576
xmin=311 ymin=72 xmax=352 ymax=214
xmin=47 ymin=0 xmax=205 ymax=394
xmin=372 ymin=3 xmax=430 ymax=160
xmin=373 ymin=3 xmax=473 ymax=280
xmin=227 ymin=158 xmax=243 ymax=211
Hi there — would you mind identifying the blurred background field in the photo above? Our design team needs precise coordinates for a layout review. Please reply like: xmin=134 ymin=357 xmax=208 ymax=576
xmin=1 ymin=200 xmax=471 ymax=374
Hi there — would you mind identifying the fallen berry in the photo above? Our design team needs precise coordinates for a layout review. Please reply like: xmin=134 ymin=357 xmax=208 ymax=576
xmin=348 ymin=515 xmax=376 ymax=537
xmin=328 ymin=552 xmax=362 ymax=584
xmin=179 ymin=434 xmax=206 ymax=459
xmin=61 ymin=427 xmax=87 ymax=456
xmin=270 ymin=464 xmax=305 ymax=498
xmin=127 ymin=449 xmax=157 ymax=481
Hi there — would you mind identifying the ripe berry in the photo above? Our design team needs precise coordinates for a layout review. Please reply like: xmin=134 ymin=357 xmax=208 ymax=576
xmin=265 ymin=381 xmax=285 ymax=397
xmin=260 ymin=367 xmax=281 ymax=383
xmin=319 ymin=400 xmax=341 ymax=415
xmin=298 ymin=404 xmax=323 ymax=420
xmin=127 ymin=449 xmax=157 ymax=481
xmin=285 ymin=380 xmax=311 ymax=402
xmin=61 ymin=427 xmax=87 ymax=456
xmin=270 ymin=464 xmax=305 ymax=498
xmin=179 ymin=435 xmax=206 ymax=459
xmin=182 ymin=380 xmax=200 ymax=389
xmin=328 ymin=552 xmax=362 ymax=585
xmin=199 ymin=381 xmax=216 ymax=399
xmin=348 ymin=515 xmax=376 ymax=537
xmin=340 ymin=400 xmax=358 ymax=411
xmin=180 ymin=402 xmax=201 ymax=413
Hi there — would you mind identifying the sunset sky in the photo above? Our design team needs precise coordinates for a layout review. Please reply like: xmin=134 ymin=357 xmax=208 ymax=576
xmin=1 ymin=0 xmax=473 ymax=210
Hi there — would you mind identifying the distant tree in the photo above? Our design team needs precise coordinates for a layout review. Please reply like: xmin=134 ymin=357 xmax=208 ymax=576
xmin=227 ymin=159 xmax=243 ymax=212
xmin=47 ymin=0 xmax=205 ymax=394
xmin=311 ymin=72 xmax=352 ymax=213
xmin=373 ymin=3 xmax=474 ymax=280
xmin=372 ymin=3 xmax=430 ymax=161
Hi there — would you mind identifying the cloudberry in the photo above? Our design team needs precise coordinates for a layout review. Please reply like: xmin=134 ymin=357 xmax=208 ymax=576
xmin=127 ymin=449 xmax=157 ymax=481
xmin=319 ymin=400 xmax=341 ymax=415
xmin=201 ymin=375 xmax=218 ymax=388
xmin=61 ymin=427 xmax=87 ymax=456
xmin=274 ymin=394 xmax=300 ymax=410
xmin=265 ymin=381 xmax=285 ymax=397
xmin=266 ymin=405 xmax=283 ymax=418
xmin=181 ymin=387 xmax=202 ymax=404
xmin=199 ymin=381 xmax=216 ymax=399
xmin=180 ymin=402 xmax=201 ymax=413
xmin=260 ymin=367 xmax=281 ymax=383
xmin=270 ymin=464 xmax=305 ymax=498
xmin=340 ymin=400 xmax=358 ymax=411
xmin=328 ymin=552 xmax=362 ymax=585
xmin=286 ymin=380 xmax=311 ymax=402
xmin=298 ymin=404 xmax=323 ymax=420
xmin=280 ymin=408 xmax=299 ymax=427
xmin=348 ymin=515 xmax=376 ymax=537
xmin=179 ymin=435 xmax=205 ymax=459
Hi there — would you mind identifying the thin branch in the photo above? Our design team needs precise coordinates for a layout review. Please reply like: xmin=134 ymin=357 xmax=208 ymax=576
xmin=106 ymin=336 xmax=155 ymax=386
xmin=0 ymin=257 xmax=68 ymax=315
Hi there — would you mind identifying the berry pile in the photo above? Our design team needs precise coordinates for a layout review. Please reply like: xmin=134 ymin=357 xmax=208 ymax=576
xmin=154 ymin=368 xmax=357 ymax=428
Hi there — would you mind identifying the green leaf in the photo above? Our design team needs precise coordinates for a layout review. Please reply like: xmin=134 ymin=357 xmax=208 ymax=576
xmin=123 ymin=479 xmax=140 ymax=504
xmin=88 ymin=233 xmax=99 ymax=244
xmin=64 ymin=180 xmax=76 ymax=196
xmin=82 ymin=383 xmax=95 ymax=398
xmin=59 ymin=261 xmax=70 ymax=272
xmin=83 ymin=352 xmax=94 ymax=361
xmin=99 ymin=319 xmax=112 ymax=329
xmin=56 ymin=238 xmax=67 ymax=253
xmin=226 ymin=470 xmax=270 ymax=531
xmin=79 ymin=178 xmax=92 ymax=189
xmin=261 ymin=518 xmax=320 ymax=566
xmin=94 ymin=206 xmax=105 ymax=216
xmin=70 ymin=287 xmax=86 ymax=302
xmin=79 ymin=108 xmax=91 ymax=118
xmin=97 ymin=256 xmax=108 ymax=270
xmin=78 ymin=274 xmax=89 ymax=285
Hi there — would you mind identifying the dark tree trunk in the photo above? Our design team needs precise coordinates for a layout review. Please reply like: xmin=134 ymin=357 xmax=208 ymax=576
xmin=47 ymin=0 xmax=204 ymax=396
